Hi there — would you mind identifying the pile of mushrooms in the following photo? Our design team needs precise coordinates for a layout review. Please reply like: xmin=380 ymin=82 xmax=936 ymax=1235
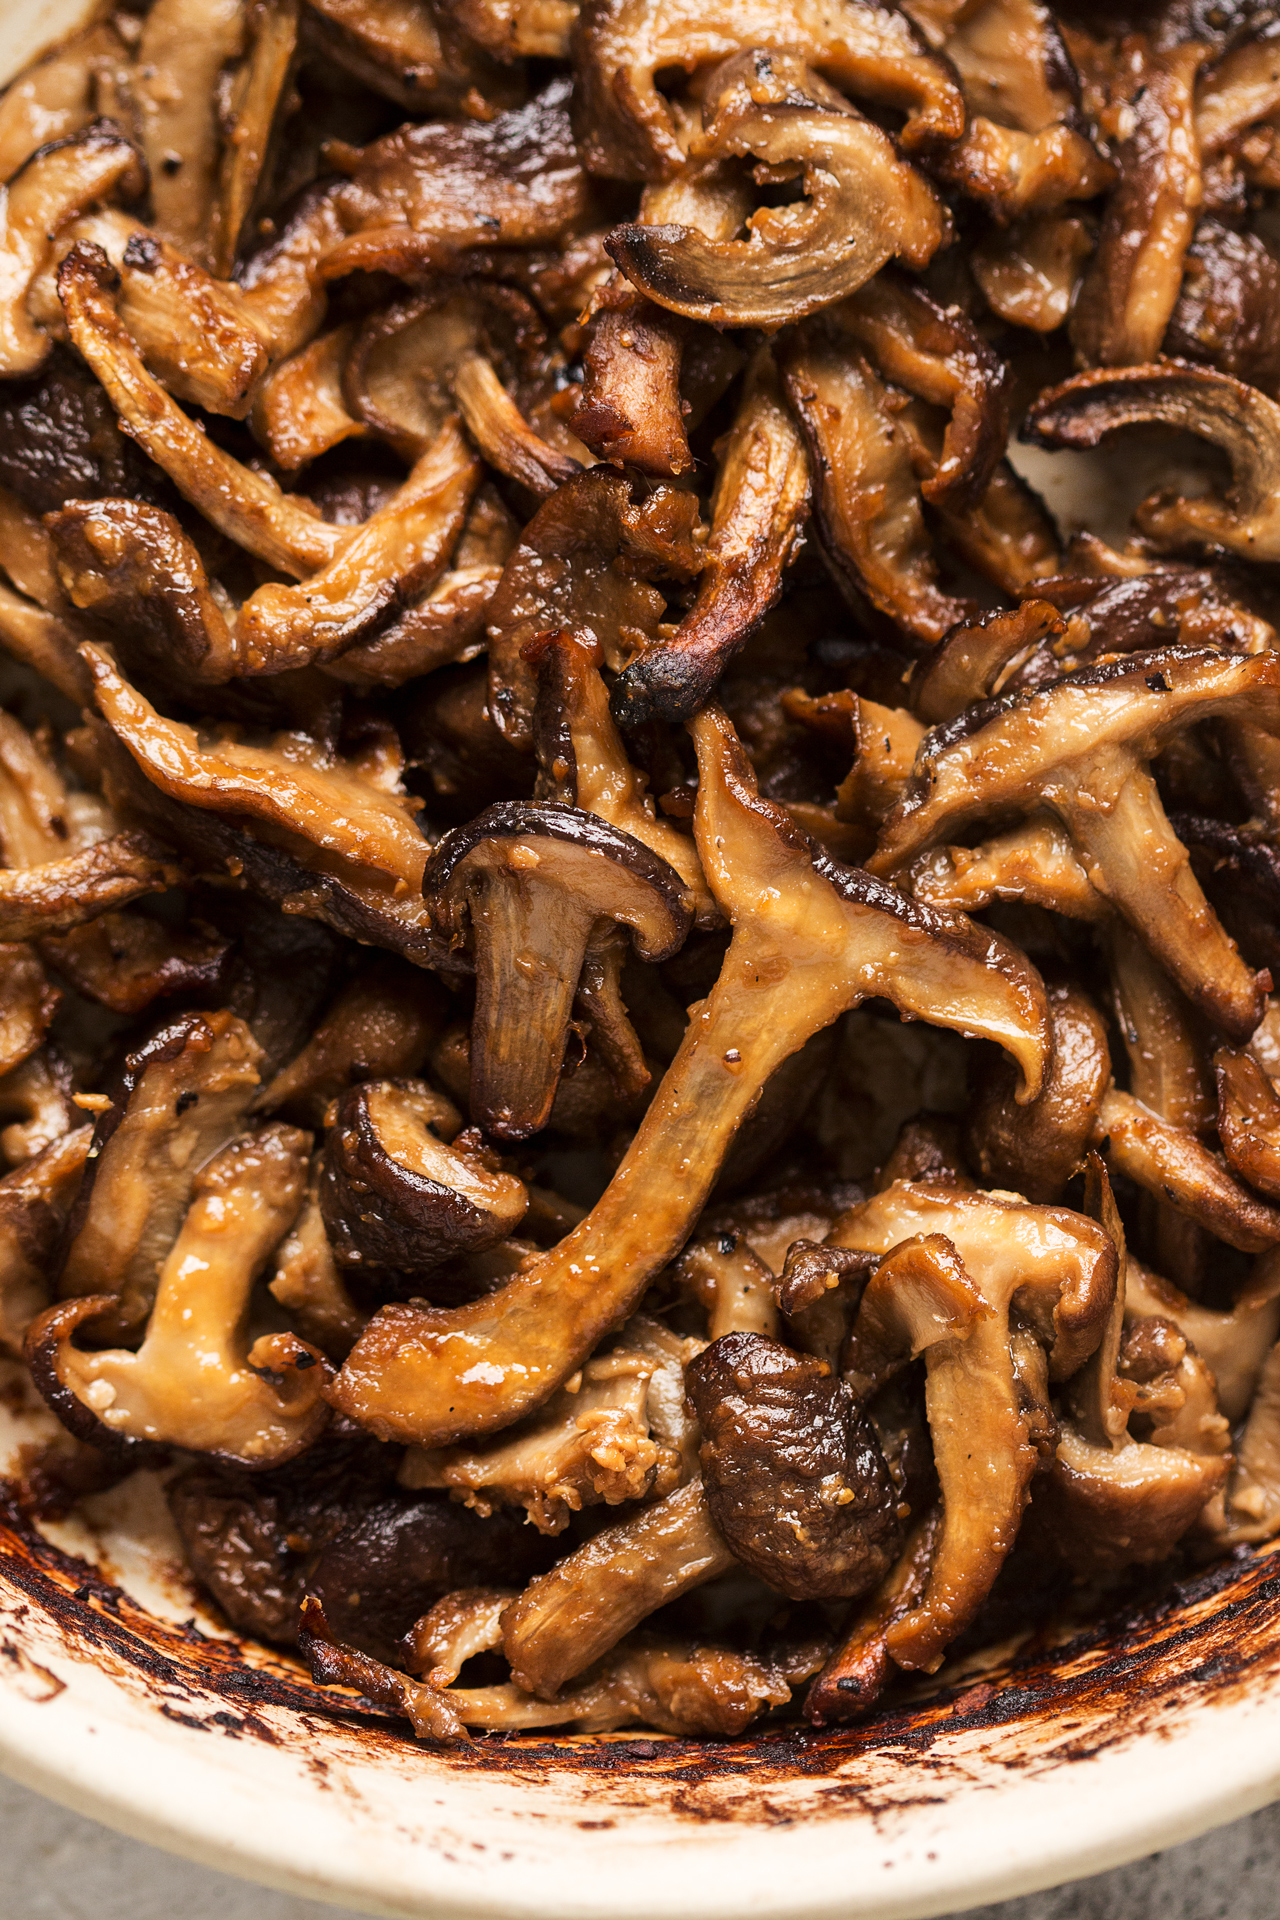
xmin=7 ymin=0 xmax=1280 ymax=1746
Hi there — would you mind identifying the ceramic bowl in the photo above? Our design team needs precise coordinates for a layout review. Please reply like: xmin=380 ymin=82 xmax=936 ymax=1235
xmin=3 ymin=9 xmax=1280 ymax=1914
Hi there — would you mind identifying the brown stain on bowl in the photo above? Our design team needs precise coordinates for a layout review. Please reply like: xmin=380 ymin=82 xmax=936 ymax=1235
xmin=2 ymin=1479 xmax=1280 ymax=1824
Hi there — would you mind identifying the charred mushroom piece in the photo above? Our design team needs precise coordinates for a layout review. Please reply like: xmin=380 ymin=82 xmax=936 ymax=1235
xmin=572 ymin=0 xmax=965 ymax=181
xmin=606 ymin=52 xmax=948 ymax=329
xmin=58 ymin=1010 xmax=265 ymax=1340
xmin=320 ymin=1080 xmax=528 ymax=1273
xmin=1023 ymin=362 xmax=1280 ymax=565
xmin=331 ymin=707 xmax=1047 ymax=1446
xmin=570 ymin=279 xmax=694 ymax=477
xmin=609 ymin=350 xmax=810 ymax=725
xmin=1216 ymin=1047 xmax=1280 ymax=1200
xmin=968 ymin=982 xmax=1111 ymax=1202
xmin=685 ymin=1330 xmax=902 ymax=1600
xmin=1093 ymin=1086 xmax=1280 ymax=1252
xmin=29 ymin=1124 xmax=326 ymax=1466
xmin=0 ymin=1125 xmax=91 ymax=1353
xmin=873 ymin=648 xmax=1280 ymax=1040
xmin=0 ymin=124 xmax=146 ymax=378
xmin=423 ymin=802 xmax=693 ymax=1139
xmin=268 ymin=1158 xmax=367 ymax=1362
xmin=1070 ymin=45 xmax=1207 ymax=367
xmin=258 ymin=954 xmax=446 ymax=1126
xmin=210 ymin=0 xmax=300 ymax=277
xmin=910 ymin=600 xmax=1066 ymax=725
xmin=302 ymin=0 xmax=515 ymax=118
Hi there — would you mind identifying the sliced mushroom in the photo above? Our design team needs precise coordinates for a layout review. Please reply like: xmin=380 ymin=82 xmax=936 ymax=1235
xmin=1127 ymin=1252 xmax=1280 ymax=1425
xmin=29 ymin=1124 xmax=325 ymax=1467
xmin=1165 ymin=220 xmax=1280 ymax=396
xmin=971 ymin=212 xmax=1093 ymax=332
xmin=440 ymin=0 xmax=576 ymax=59
xmin=606 ymin=51 xmax=948 ymax=329
xmin=0 ymin=22 xmax=125 ymax=185
xmin=423 ymin=802 xmax=693 ymax=1139
xmin=452 ymin=351 xmax=583 ymax=501
xmin=250 ymin=325 xmax=365 ymax=473
xmin=0 ymin=123 xmax=146 ymax=377
xmin=1028 ymin=1420 xmax=1228 ymax=1574
xmin=873 ymin=647 xmax=1280 ymax=1039
xmin=268 ymin=1158 xmax=367 ymax=1362
xmin=778 ymin=315 xmax=969 ymax=645
xmin=572 ymin=0 xmax=966 ymax=181
xmin=1211 ymin=1334 xmax=1280 ymax=1543
xmin=803 ymin=1507 xmax=940 ymax=1724
xmin=210 ymin=0 xmax=299 ymax=276
xmin=937 ymin=116 xmax=1113 ymax=222
xmin=609 ymin=350 xmax=809 ymax=724
xmin=0 ymin=1049 xmax=76 ymax=1167
xmin=910 ymin=599 xmax=1066 ymax=725
xmin=1216 ymin=1046 xmax=1280 ymax=1200
xmin=0 ymin=831 xmax=175 ymax=943
xmin=1095 ymin=1086 xmax=1280 ymax=1251
xmin=685 ymin=1330 xmax=902 ymax=1600
xmin=570 ymin=279 xmax=693 ymax=476
xmin=58 ymin=1010 xmax=265 ymax=1340
xmin=1071 ymin=44 xmax=1207 ymax=367
xmin=134 ymin=0 xmax=249 ymax=268
xmin=258 ymin=955 xmax=446 ymax=1126
xmin=1023 ymin=361 xmax=1280 ymax=564
xmin=320 ymin=1079 xmax=527 ymax=1274
xmin=331 ymin=706 xmax=1047 ymax=1446
xmin=401 ymin=1315 xmax=690 ymax=1533
xmin=303 ymin=0 xmax=516 ymax=117
xmin=968 ymin=981 xmax=1111 ymax=1202
xmin=0 ymin=944 xmax=59 ymax=1080
xmin=676 ymin=1234 xmax=779 ymax=1341
xmin=0 ymin=1125 xmax=91 ymax=1354
xmin=485 ymin=467 xmax=701 ymax=752
xmin=83 ymin=647 xmax=441 ymax=966
xmin=1109 ymin=917 xmax=1214 ymax=1133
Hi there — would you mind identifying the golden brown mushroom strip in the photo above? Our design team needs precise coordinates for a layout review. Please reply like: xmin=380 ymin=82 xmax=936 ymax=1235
xmin=0 ymin=124 xmax=146 ymax=377
xmin=83 ymin=644 xmax=433 ymax=897
xmin=778 ymin=320 xmax=968 ymax=646
xmin=606 ymin=52 xmax=948 ymax=329
xmin=451 ymin=351 xmax=582 ymax=499
xmin=43 ymin=212 xmax=272 ymax=419
xmin=570 ymin=280 xmax=692 ymax=477
xmin=1217 ymin=1048 xmax=1280 ymax=1201
xmin=972 ymin=212 xmax=1093 ymax=333
xmin=874 ymin=649 xmax=1280 ymax=1039
xmin=1035 ymin=1421 xmax=1228 ymax=1572
xmin=907 ymin=819 xmax=1106 ymax=921
xmin=936 ymin=118 xmax=1113 ymax=222
xmin=250 ymin=324 xmax=365 ymax=471
xmin=842 ymin=1229 xmax=1039 ymax=1674
xmin=572 ymin=0 xmax=965 ymax=180
xmin=1095 ymin=1087 xmax=1280 ymax=1252
xmin=135 ymin=0 xmax=248 ymax=269
xmin=1071 ymin=44 xmax=1206 ymax=368
xmin=29 ymin=1126 xmax=327 ymax=1467
xmin=1024 ymin=362 xmax=1280 ymax=565
xmin=804 ymin=1508 xmax=940 ymax=1724
xmin=268 ymin=1159 xmax=367 ymax=1363
xmin=57 ymin=243 xmax=342 ymax=578
xmin=0 ymin=945 xmax=58 ymax=1082
xmin=322 ymin=564 xmax=501 ymax=690
xmin=1127 ymin=1254 xmax=1280 ymax=1425
xmin=1108 ymin=919 xmax=1214 ymax=1134
xmin=304 ymin=0 xmax=517 ymax=115
xmin=1196 ymin=22 xmax=1280 ymax=159
xmin=0 ymin=23 xmax=123 ymax=184
xmin=609 ymin=351 xmax=809 ymax=725
xmin=330 ymin=706 xmax=1048 ymax=1446
xmin=968 ymin=982 xmax=1111 ymax=1203
xmin=0 ymin=833 xmax=179 ymax=942
xmin=0 ymin=1126 xmax=91 ymax=1355
xmin=442 ymin=0 xmax=576 ymax=59
xmin=210 ymin=0 xmax=300 ymax=277
xmin=500 ymin=1479 xmax=735 ymax=1697
xmin=910 ymin=600 xmax=1066 ymax=725
xmin=0 ymin=577 xmax=90 ymax=705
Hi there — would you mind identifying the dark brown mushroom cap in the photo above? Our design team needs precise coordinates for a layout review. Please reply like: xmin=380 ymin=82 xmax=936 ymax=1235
xmin=571 ymin=0 xmax=966 ymax=181
xmin=1021 ymin=361 xmax=1280 ymax=560
xmin=24 ymin=1294 xmax=165 ymax=1463
xmin=1165 ymin=220 xmax=1280 ymax=394
xmin=605 ymin=51 xmax=948 ymax=330
xmin=1215 ymin=1047 xmax=1280 ymax=1201
xmin=320 ymin=1080 xmax=528 ymax=1275
xmin=423 ymin=800 xmax=695 ymax=962
xmin=968 ymin=982 xmax=1111 ymax=1202
xmin=686 ymin=1330 xmax=902 ymax=1601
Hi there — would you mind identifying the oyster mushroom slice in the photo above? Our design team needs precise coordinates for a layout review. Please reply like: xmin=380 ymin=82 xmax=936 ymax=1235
xmin=0 ymin=833 xmax=179 ymax=943
xmin=0 ymin=1125 xmax=92 ymax=1354
xmin=423 ymin=802 xmax=693 ymax=1140
xmin=606 ymin=52 xmax=947 ymax=330
xmin=1023 ymin=362 xmax=1280 ymax=564
xmin=0 ymin=123 xmax=146 ymax=378
xmin=571 ymin=280 xmax=694 ymax=477
xmin=1093 ymin=1087 xmax=1280 ymax=1252
xmin=830 ymin=1184 xmax=1117 ymax=1670
xmin=29 ymin=1125 xmax=327 ymax=1467
xmin=608 ymin=349 xmax=810 ymax=725
xmin=1033 ymin=1421 xmax=1229 ymax=1572
xmin=135 ymin=0 xmax=248 ymax=267
xmin=268 ymin=1157 xmax=367 ymax=1363
xmin=58 ymin=1009 xmax=265 ymax=1341
xmin=330 ymin=706 xmax=1048 ymax=1447
xmin=572 ymin=0 xmax=965 ymax=182
xmin=57 ymin=243 xmax=342 ymax=579
xmin=1216 ymin=1047 xmax=1280 ymax=1201
xmin=499 ymin=1478 xmax=735 ymax=1698
xmin=873 ymin=648 xmax=1280 ymax=1039
xmin=320 ymin=1080 xmax=528 ymax=1274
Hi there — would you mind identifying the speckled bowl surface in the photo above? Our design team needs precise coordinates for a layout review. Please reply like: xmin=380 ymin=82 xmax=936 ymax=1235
xmin=3 ymin=9 xmax=1280 ymax=1914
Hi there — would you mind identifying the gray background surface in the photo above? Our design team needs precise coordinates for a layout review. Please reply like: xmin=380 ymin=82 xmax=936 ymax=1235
xmin=0 ymin=1772 xmax=1271 ymax=1920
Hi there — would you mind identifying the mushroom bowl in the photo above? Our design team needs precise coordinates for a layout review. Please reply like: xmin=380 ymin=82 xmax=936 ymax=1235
xmin=5 ymin=0 xmax=1280 ymax=1914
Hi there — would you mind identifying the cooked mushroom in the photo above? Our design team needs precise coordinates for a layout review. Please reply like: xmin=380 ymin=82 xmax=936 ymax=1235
xmin=320 ymin=1079 xmax=527 ymax=1273
xmin=0 ymin=1125 xmax=91 ymax=1353
xmin=1071 ymin=44 xmax=1206 ymax=367
xmin=971 ymin=212 xmax=1093 ymax=332
xmin=606 ymin=51 xmax=948 ymax=329
xmin=572 ymin=0 xmax=965 ymax=181
xmin=967 ymin=981 xmax=1111 ymax=1202
xmin=1027 ymin=1418 xmax=1229 ymax=1574
xmin=608 ymin=350 xmax=810 ymax=725
xmin=1094 ymin=1086 xmax=1280 ymax=1251
xmin=0 ymin=22 xmax=125 ymax=185
xmin=401 ymin=1313 xmax=691 ymax=1532
xmin=134 ymin=0 xmax=250 ymax=268
xmin=1165 ymin=220 xmax=1280 ymax=395
xmin=1108 ymin=917 xmax=1215 ymax=1133
xmin=268 ymin=1158 xmax=367 ymax=1362
xmin=58 ymin=1009 xmax=265 ymax=1340
xmin=570 ymin=279 xmax=693 ymax=476
xmin=422 ymin=801 xmax=693 ymax=1139
xmin=330 ymin=706 xmax=1047 ymax=1446
xmin=803 ymin=1506 xmax=940 ymax=1724
xmin=909 ymin=599 xmax=1066 ymax=725
xmin=258 ymin=953 xmax=446 ymax=1126
xmin=1023 ymin=361 xmax=1280 ymax=564
xmin=209 ymin=0 xmax=299 ymax=276
xmin=29 ymin=1123 xmax=326 ymax=1465
xmin=685 ymin=1330 xmax=902 ymax=1600
xmin=872 ymin=647 xmax=1280 ymax=1039
xmin=302 ymin=0 xmax=515 ymax=118
xmin=250 ymin=325 xmax=364 ymax=472
xmin=1216 ymin=1046 xmax=1280 ymax=1200
xmin=0 ymin=944 xmax=59 ymax=1079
